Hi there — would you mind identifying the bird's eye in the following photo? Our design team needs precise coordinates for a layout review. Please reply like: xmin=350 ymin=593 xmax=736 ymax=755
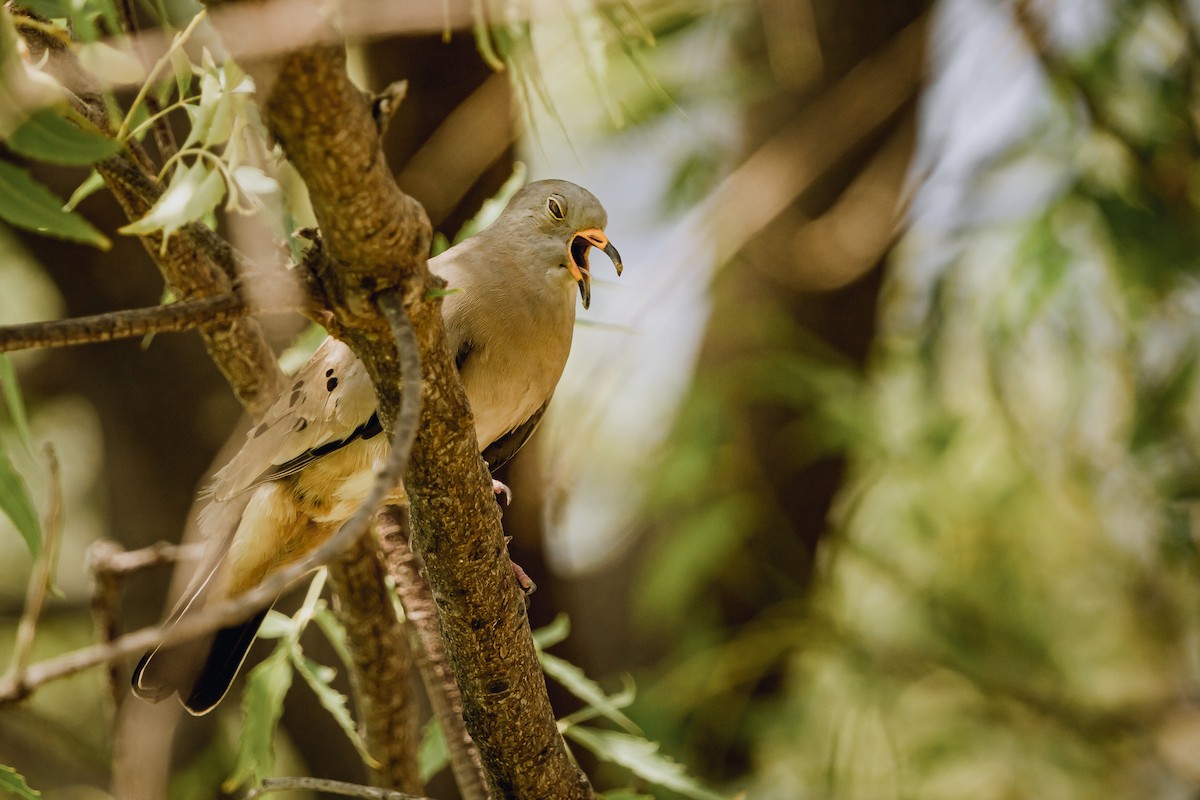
xmin=546 ymin=196 xmax=566 ymax=221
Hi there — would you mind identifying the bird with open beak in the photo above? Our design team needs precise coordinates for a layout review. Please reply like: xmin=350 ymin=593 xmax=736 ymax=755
xmin=132 ymin=179 xmax=622 ymax=715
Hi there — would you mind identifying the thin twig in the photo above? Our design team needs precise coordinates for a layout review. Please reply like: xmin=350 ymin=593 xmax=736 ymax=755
xmin=0 ymin=291 xmax=420 ymax=704
xmin=0 ymin=293 xmax=300 ymax=354
xmin=112 ymin=0 xmax=179 ymax=168
xmin=86 ymin=538 xmax=205 ymax=715
xmin=245 ymin=776 xmax=435 ymax=800
xmin=7 ymin=446 xmax=63 ymax=678
xmin=87 ymin=540 xmax=127 ymax=718
xmin=377 ymin=506 xmax=490 ymax=800
xmin=88 ymin=539 xmax=206 ymax=577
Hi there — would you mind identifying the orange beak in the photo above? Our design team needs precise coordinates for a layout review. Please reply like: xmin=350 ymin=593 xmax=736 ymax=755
xmin=568 ymin=228 xmax=623 ymax=310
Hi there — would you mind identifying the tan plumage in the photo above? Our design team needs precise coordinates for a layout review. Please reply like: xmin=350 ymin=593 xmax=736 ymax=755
xmin=132 ymin=180 xmax=622 ymax=714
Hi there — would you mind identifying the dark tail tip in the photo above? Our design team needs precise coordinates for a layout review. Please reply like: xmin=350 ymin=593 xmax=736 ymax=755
xmin=181 ymin=609 xmax=269 ymax=716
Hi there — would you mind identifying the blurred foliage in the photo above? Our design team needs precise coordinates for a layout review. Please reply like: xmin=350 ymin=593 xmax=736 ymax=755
xmin=634 ymin=1 xmax=1200 ymax=798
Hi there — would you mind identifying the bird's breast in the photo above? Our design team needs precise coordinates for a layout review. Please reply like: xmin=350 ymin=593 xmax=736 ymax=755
xmin=456 ymin=298 xmax=575 ymax=449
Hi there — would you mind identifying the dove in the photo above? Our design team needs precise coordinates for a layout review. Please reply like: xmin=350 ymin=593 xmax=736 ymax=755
xmin=132 ymin=179 xmax=622 ymax=715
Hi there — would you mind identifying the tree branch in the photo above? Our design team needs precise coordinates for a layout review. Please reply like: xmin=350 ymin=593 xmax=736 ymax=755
xmin=13 ymin=8 xmax=286 ymax=417
xmin=0 ymin=294 xmax=255 ymax=353
xmin=377 ymin=506 xmax=490 ymax=800
xmin=234 ymin=18 xmax=594 ymax=794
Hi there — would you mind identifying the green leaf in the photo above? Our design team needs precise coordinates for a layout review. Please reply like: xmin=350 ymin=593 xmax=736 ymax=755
xmin=0 ymin=765 xmax=41 ymax=799
xmin=0 ymin=441 xmax=40 ymax=558
xmin=119 ymin=159 xmax=225 ymax=246
xmin=417 ymin=718 xmax=449 ymax=784
xmin=532 ymin=612 xmax=571 ymax=650
xmin=65 ymin=170 xmax=105 ymax=211
xmin=599 ymin=791 xmax=655 ymax=800
xmin=0 ymin=160 xmax=110 ymax=249
xmin=291 ymin=652 xmax=380 ymax=769
xmin=540 ymin=652 xmax=640 ymax=734
xmin=256 ymin=609 xmax=296 ymax=640
xmin=0 ymin=355 xmax=32 ymax=451
xmin=431 ymin=230 xmax=450 ymax=256
xmin=565 ymin=727 xmax=728 ymax=800
xmin=223 ymin=643 xmax=293 ymax=792
xmin=170 ymin=43 xmax=194 ymax=99
xmin=310 ymin=605 xmax=354 ymax=670
xmin=4 ymin=109 xmax=121 ymax=165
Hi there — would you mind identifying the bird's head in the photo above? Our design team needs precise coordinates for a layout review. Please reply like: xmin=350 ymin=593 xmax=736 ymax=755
xmin=507 ymin=179 xmax=622 ymax=310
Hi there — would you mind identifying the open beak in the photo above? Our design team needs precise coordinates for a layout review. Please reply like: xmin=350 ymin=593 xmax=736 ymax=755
xmin=568 ymin=228 xmax=623 ymax=310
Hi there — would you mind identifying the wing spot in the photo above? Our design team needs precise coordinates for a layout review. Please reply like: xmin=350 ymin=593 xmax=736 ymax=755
xmin=325 ymin=369 xmax=334 ymax=377
xmin=293 ymin=418 xmax=309 ymax=432
xmin=253 ymin=422 xmax=269 ymax=438
xmin=292 ymin=380 xmax=304 ymax=391
xmin=289 ymin=391 xmax=302 ymax=407
xmin=326 ymin=377 xmax=339 ymax=392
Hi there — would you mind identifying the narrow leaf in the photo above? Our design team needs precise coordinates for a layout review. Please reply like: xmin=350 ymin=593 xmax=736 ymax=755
xmin=256 ymin=609 xmax=296 ymax=640
xmin=0 ymin=765 xmax=41 ymax=799
xmin=170 ymin=43 xmax=194 ymax=99
xmin=223 ymin=643 xmax=293 ymax=792
xmin=65 ymin=170 xmax=105 ymax=211
xmin=0 ymin=161 xmax=110 ymax=249
xmin=532 ymin=612 xmax=571 ymax=650
xmin=540 ymin=652 xmax=640 ymax=734
xmin=311 ymin=605 xmax=353 ymax=670
xmin=417 ymin=719 xmax=449 ymax=784
xmin=4 ymin=109 xmax=120 ymax=165
xmin=119 ymin=160 xmax=225 ymax=245
xmin=292 ymin=653 xmax=380 ymax=768
xmin=0 ymin=355 xmax=33 ymax=451
xmin=0 ymin=442 xmax=40 ymax=557
xmin=565 ymin=727 xmax=728 ymax=800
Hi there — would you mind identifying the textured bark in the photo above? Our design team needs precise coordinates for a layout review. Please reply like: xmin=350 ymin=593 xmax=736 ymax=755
xmin=377 ymin=507 xmax=490 ymax=800
xmin=237 ymin=21 xmax=591 ymax=798
xmin=327 ymin=535 xmax=421 ymax=792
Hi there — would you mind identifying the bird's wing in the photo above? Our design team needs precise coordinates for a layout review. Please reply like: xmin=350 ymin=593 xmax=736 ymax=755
xmin=481 ymin=395 xmax=551 ymax=472
xmin=210 ymin=337 xmax=381 ymax=500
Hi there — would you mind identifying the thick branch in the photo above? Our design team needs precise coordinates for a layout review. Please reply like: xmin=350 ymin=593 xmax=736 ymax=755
xmin=243 ymin=24 xmax=592 ymax=797
xmin=0 ymin=294 xmax=248 ymax=353
xmin=377 ymin=506 xmax=490 ymax=800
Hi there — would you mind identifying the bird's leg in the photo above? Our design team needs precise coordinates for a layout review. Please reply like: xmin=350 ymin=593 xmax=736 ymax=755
xmin=510 ymin=560 xmax=537 ymax=595
xmin=502 ymin=536 xmax=537 ymax=596
xmin=492 ymin=479 xmax=513 ymax=507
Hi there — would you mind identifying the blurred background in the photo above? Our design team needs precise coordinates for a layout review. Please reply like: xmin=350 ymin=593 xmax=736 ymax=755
xmin=6 ymin=0 xmax=1200 ymax=797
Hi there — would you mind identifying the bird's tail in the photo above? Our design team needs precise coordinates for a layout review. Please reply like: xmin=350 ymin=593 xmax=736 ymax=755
xmin=131 ymin=580 xmax=271 ymax=715
xmin=131 ymin=496 xmax=269 ymax=715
